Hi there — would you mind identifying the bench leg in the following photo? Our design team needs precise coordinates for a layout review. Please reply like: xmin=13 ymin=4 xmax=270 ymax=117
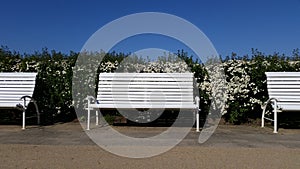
xmin=87 ymin=108 xmax=90 ymax=130
xmin=261 ymin=103 xmax=267 ymax=128
xmin=261 ymin=108 xmax=265 ymax=128
xmin=96 ymin=110 xmax=99 ymax=126
xmin=22 ymin=110 xmax=25 ymax=130
xmin=196 ymin=110 xmax=200 ymax=132
xmin=273 ymin=105 xmax=278 ymax=133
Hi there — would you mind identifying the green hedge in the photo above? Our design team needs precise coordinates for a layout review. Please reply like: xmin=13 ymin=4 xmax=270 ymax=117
xmin=1 ymin=46 xmax=299 ymax=124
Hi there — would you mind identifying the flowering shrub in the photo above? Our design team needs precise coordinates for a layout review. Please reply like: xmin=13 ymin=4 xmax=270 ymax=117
xmin=223 ymin=60 xmax=261 ymax=123
xmin=0 ymin=47 xmax=77 ymax=124
xmin=1 ymin=46 xmax=300 ymax=124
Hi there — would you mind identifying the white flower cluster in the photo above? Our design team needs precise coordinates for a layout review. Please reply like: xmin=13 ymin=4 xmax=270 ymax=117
xmin=200 ymin=62 xmax=228 ymax=115
xmin=99 ymin=61 xmax=119 ymax=72
xmin=115 ymin=58 xmax=190 ymax=73
xmin=41 ymin=59 xmax=73 ymax=108
xmin=200 ymin=59 xmax=264 ymax=115
xmin=0 ymin=58 xmax=39 ymax=72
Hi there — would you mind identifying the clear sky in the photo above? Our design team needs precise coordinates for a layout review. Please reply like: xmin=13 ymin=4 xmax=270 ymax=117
xmin=1 ymin=0 xmax=300 ymax=58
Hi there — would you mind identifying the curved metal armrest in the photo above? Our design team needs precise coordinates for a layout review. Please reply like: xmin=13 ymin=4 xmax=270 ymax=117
xmin=84 ymin=95 xmax=95 ymax=101
xmin=19 ymin=95 xmax=33 ymax=109
xmin=85 ymin=95 xmax=96 ymax=102
xmin=20 ymin=95 xmax=33 ymax=100
xmin=85 ymin=96 xmax=97 ymax=108
xmin=19 ymin=95 xmax=40 ymax=126
xmin=261 ymin=97 xmax=279 ymax=121
xmin=261 ymin=98 xmax=279 ymax=133
xmin=262 ymin=98 xmax=279 ymax=109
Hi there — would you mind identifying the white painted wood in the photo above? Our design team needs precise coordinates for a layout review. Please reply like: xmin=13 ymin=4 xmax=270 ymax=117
xmin=89 ymin=103 xmax=197 ymax=109
xmin=86 ymin=73 xmax=200 ymax=131
xmin=0 ymin=72 xmax=37 ymax=129
xmin=263 ymin=72 xmax=300 ymax=133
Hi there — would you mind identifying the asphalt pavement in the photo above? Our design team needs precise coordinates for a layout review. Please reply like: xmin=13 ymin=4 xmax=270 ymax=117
xmin=0 ymin=122 xmax=299 ymax=148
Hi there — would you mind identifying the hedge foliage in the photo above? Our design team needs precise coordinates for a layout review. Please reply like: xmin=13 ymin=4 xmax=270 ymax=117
xmin=1 ymin=46 xmax=300 ymax=124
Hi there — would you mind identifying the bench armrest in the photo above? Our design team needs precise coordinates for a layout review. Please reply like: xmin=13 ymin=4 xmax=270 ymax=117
xmin=261 ymin=98 xmax=279 ymax=109
xmin=261 ymin=97 xmax=279 ymax=133
xmin=85 ymin=95 xmax=96 ymax=110
xmin=85 ymin=95 xmax=96 ymax=102
xmin=18 ymin=95 xmax=33 ymax=109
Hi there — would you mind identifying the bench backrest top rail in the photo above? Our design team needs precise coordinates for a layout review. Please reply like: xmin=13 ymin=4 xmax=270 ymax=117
xmin=0 ymin=72 xmax=37 ymax=108
xmin=96 ymin=73 xmax=195 ymax=108
xmin=266 ymin=72 xmax=300 ymax=110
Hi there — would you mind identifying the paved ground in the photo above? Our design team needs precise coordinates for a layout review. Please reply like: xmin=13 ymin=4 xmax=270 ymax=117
xmin=0 ymin=122 xmax=300 ymax=168
xmin=1 ymin=122 xmax=299 ymax=148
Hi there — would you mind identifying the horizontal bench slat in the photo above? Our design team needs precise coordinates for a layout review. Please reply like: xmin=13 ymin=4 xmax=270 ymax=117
xmin=98 ymin=84 xmax=193 ymax=89
xmin=98 ymin=95 xmax=193 ymax=99
xmin=277 ymin=103 xmax=300 ymax=110
xmin=89 ymin=103 xmax=196 ymax=109
xmin=0 ymin=95 xmax=31 ymax=99
xmin=269 ymin=91 xmax=300 ymax=94
xmin=267 ymin=85 xmax=300 ymax=89
xmin=266 ymin=72 xmax=300 ymax=76
xmin=0 ymin=77 xmax=36 ymax=81
xmin=276 ymin=102 xmax=300 ymax=104
xmin=0 ymin=104 xmax=22 ymax=108
xmin=0 ymin=101 xmax=29 ymax=105
xmin=0 ymin=97 xmax=29 ymax=101
xmin=274 ymin=99 xmax=300 ymax=102
xmin=99 ymin=73 xmax=194 ymax=77
xmin=0 ymin=91 xmax=35 ymax=95
xmin=268 ymin=89 xmax=300 ymax=92
xmin=99 ymin=78 xmax=193 ymax=82
xmin=97 ymin=99 xmax=194 ymax=102
xmin=267 ymin=81 xmax=300 ymax=85
xmin=98 ymin=92 xmax=193 ymax=96
xmin=0 ymin=72 xmax=37 ymax=76
xmin=97 ymin=100 xmax=194 ymax=103
xmin=0 ymin=100 xmax=26 ymax=102
xmin=0 ymin=84 xmax=36 ymax=88
xmin=267 ymin=78 xmax=300 ymax=81
xmin=0 ymin=88 xmax=35 ymax=92
xmin=268 ymin=95 xmax=300 ymax=99
xmin=0 ymin=81 xmax=36 ymax=84
xmin=99 ymin=81 xmax=193 ymax=85
xmin=98 ymin=89 xmax=193 ymax=92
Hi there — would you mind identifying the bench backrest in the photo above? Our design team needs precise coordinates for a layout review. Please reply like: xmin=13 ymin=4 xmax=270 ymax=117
xmin=97 ymin=73 xmax=195 ymax=109
xmin=266 ymin=72 xmax=300 ymax=110
xmin=0 ymin=72 xmax=37 ymax=108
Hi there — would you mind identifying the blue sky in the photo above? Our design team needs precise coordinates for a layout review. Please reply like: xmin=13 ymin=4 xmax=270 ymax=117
xmin=1 ymin=0 xmax=300 ymax=58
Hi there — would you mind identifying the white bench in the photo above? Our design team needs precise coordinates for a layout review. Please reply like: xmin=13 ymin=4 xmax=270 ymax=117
xmin=86 ymin=73 xmax=200 ymax=131
xmin=0 ymin=72 xmax=38 ymax=129
xmin=262 ymin=72 xmax=300 ymax=133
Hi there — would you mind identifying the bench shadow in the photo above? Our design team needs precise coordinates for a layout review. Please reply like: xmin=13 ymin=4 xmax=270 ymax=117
xmin=112 ymin=113 xmax=207 ymax=128
xmin=279 ymin=112 xmax=300 ymax=129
